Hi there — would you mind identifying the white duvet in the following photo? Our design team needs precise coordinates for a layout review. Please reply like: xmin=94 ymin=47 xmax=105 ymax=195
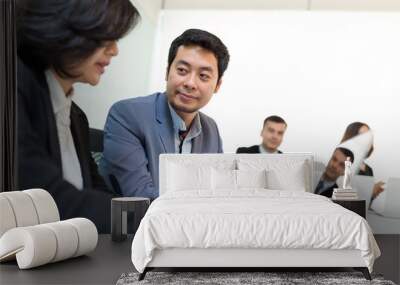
xmin=131 ymin=190 xmax=380 ymax=273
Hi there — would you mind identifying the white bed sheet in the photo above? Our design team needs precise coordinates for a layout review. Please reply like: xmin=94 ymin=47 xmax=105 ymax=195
xmin=131 ymin=190 xmax=380 ymax=273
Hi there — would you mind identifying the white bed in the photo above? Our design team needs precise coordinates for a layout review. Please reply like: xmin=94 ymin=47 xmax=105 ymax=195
xmin=131 ymin=154 xmax=380 ymax=280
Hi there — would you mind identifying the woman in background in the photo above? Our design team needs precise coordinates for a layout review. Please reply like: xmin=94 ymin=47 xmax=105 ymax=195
xmin=340 ymin=122 xmax=374 ymax=176
xmin=17 ymin=0 xmax=140 ymax=233
xmin=340 ymin=122 xmax=384 ymax=200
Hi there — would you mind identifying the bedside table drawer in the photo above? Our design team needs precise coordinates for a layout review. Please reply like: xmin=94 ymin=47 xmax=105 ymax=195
xmin=332 ymin=199 xmax=366 ymax=218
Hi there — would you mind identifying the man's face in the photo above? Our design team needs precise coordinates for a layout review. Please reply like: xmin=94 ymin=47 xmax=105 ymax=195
xmin=324 ymin=149 xmax=347 ymax=181
xmin=260 ymin=121 xmax=287 ymax=152
xmin=166 ymin=45 xmax=221 ymax=115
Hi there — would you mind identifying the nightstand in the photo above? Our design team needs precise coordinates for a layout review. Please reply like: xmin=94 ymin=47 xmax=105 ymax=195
xmin=332 ymin=199 xmax=366 ymax=218
xmin=111 ymin=197 xmax=150 ymax=242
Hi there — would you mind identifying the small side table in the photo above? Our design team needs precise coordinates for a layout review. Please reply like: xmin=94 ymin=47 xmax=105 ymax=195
xmin=332 ymin=199 xmax=366 ymax=218
xmin=111 ymin=197 xmax=150 ymax=242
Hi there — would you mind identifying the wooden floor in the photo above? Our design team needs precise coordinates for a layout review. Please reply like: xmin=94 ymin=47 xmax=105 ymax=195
xmin=373 ymin=234 xmax=400 ymax=284
xmin=0 ymin=234 xmax=398 ymax=284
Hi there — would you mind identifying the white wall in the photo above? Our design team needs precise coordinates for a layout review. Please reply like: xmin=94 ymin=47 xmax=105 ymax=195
xmin=71 ymin=1 xmax=400 ymax=182
xmin=149 ymin=10 xmax=400 ymax=182
xmin=73 ymin=0 xmax=162 ymax=129
xmin=163 ymin=0 xmax=400 ymax=11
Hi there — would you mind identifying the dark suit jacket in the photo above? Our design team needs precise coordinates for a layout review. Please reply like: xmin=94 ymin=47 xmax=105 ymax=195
xmin=314 ymin=179 xmax=338 ymax=198
xmin=318 ymin=184 xmax=337 ymax=198
xmin=17 ymin=58 xmax=116 ymax=233
xmin=236 ymin=145 xmax=282 ymax=154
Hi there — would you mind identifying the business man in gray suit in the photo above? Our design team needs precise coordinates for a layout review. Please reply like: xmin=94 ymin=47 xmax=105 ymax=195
xmin=100 ymin=29 xmax=230 ymax=198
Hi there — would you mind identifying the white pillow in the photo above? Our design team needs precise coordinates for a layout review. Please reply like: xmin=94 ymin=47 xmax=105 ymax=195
xmin=164 ymin=156 xmax=236 ymax=170
xmin=236 ymin=169 xmax=267 ymax=189
xmin=238 ymin=158 xmax=309 ymax=192
xmin=266 ymin=162 xmax=307 ymax=191
xmin=211 ymin=168 xmax=237 ymax=190
xmin=167 ymin=162 xmax=211 ymax=191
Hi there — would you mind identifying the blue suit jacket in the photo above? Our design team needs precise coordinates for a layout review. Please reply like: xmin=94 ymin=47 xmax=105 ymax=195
xmin=99 ymin=92 xmax=223 ymax=198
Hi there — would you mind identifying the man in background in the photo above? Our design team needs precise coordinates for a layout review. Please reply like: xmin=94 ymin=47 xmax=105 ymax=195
xmin=315 ymin=147 xmax=354 ymax=198
xmin=236 ymin=115 xmax=287 ymax=154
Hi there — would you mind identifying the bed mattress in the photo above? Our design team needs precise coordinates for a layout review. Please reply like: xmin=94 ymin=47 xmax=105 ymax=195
xmin=131 ymin=190 xmax=380 ymax=273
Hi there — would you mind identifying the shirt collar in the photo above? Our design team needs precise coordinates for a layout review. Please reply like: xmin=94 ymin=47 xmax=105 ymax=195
xmin=168 ymin=103 xmax=202 ymax=139
xmin=45 ymin=69 xmax=74 ymax=114
xmin=259 ymin=144 xmax=279 ymax=154
xmin=188 ymin=112 xmax=202 ymax=140
xmin=168 ymin=103 xmax=187 ymax=131
xmin=319 ymin=179 xmax=336 ymax=188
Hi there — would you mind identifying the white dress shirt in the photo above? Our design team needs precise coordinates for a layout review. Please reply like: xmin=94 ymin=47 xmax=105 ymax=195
xmin=45 ymin=70 xmax=83 ymax=190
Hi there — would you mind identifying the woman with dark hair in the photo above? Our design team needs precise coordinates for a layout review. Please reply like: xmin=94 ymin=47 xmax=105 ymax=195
xmin=340 ymin=122 xmax=384 ymax=200
xmin=16 ymin=0 xmax=140 ymax=233
xmin=340 ymin=122 xmax=374 ymax=176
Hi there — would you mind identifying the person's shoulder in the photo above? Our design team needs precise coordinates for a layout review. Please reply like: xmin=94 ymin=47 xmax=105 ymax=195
xmin=71 ymin=102 xmax=88 ymax=122
xmin=236 ymin=147 xmax=247 ymax=153
xmin=109 ymin=93 xmax=164 ymax=119
xmin=112 ymin=92 xmax=160 ymax=110
xmin=320 ymin=184 xmax=336 ymax=198
xmin=106 ymin=93 xmax=163 ymax=128
xmin=17 ymin=57 xmax=31 ymax=77
xmin=236 ymin=145 xmax=259 ymax=153
xmin=198 ymin=111 xmax=218 ymax=127
xmin=17 ymin=57 xmax=46 ymax=92
xmin=71 ymin=102 xmax=85 ymax=115
xmin=17 ymin=57 xmax=35 ymax=76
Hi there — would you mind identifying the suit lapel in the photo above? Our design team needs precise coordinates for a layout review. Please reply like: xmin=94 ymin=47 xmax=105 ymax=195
xmin=191 ymin=135 xmax=204 ymax=153
xmin=155 ymin=93 xmax=175 ymax=153
xmin=191 ymin=115 xmax=204 ymax=153
xmin=70 ymin=103 xmax=91 ymax=188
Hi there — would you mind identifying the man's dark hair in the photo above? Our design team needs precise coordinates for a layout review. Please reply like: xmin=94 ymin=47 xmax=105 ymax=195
xmin=167 ymin=29 xmax=230 ymax=81
xmin=263 ymin=115 xmax=287 ymax=128
xmin=17 ymin=0 xmax=140 ymax=78
xmin=336 ymin=147 xmax=354 ymax=163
